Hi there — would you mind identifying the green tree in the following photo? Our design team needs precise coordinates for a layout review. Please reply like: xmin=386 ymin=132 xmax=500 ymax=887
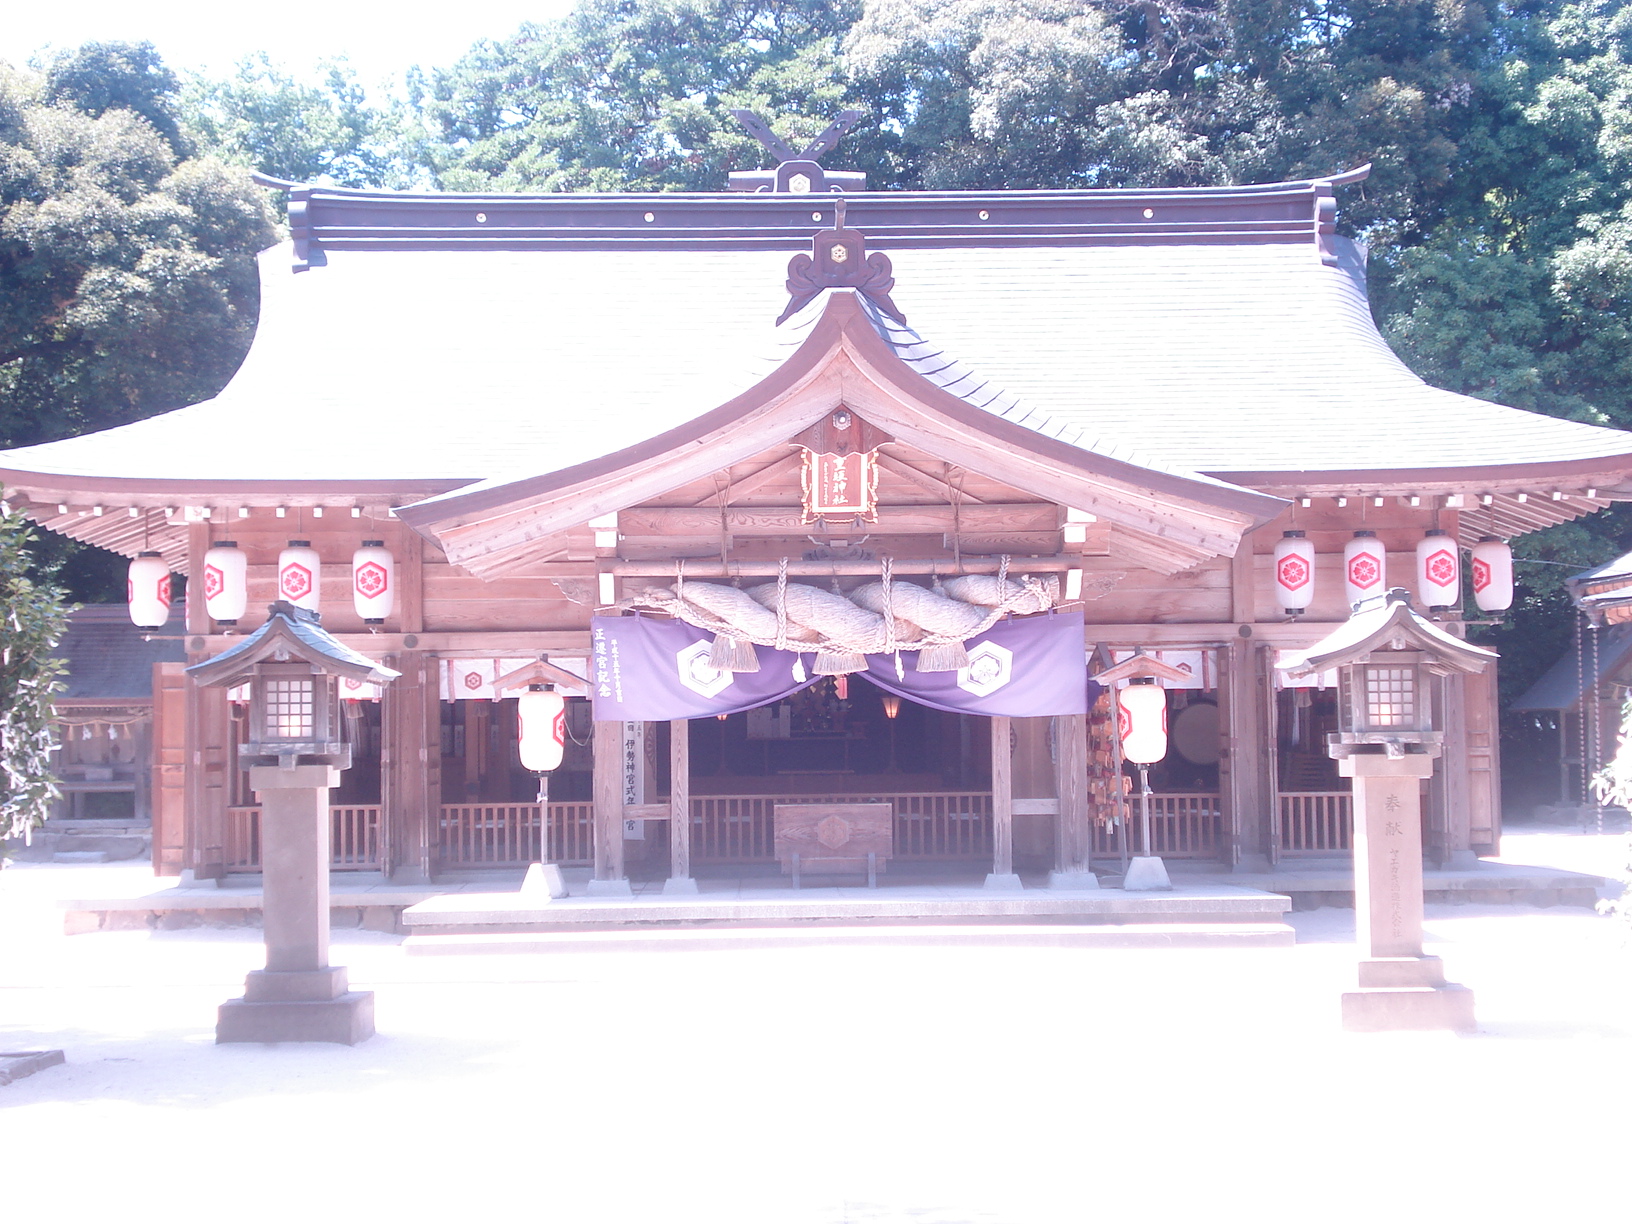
xmin=0 ymin=496 xmax=69 ymax=852
xmin=0 ymin=55 xmax=278 ymax=449
xmin=413 ymin=0 xmax=861 ymax=191
xmin=181 ymin=55 xmax=418 ymax=188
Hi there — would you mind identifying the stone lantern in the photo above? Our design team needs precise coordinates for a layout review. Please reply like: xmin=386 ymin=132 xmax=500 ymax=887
xmin=188 ymin=600 xmax=399 ymax=1044
xmin=1278 ymin=588 xmax=1494 ymax=1032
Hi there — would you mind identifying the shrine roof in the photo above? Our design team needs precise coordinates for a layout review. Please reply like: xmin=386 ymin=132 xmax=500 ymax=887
xmin=54 ymin=605 xmax=185 ymax=703
xmin=3 ymin=171 xmax=1632 ymax=522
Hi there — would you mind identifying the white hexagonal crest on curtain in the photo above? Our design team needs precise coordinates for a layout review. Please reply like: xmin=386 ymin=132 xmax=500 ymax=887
xmin=957 ymin=641 xmax=1014 ymax=697
xmin=676 ymin=641 xmax=734 ymax=698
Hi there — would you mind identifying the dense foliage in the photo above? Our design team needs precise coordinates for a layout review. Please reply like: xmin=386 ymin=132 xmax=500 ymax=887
xmin=0 ymin=497 xmax=69 ymax=850
xmin=0 ymin=45 xmax=278 ymax=452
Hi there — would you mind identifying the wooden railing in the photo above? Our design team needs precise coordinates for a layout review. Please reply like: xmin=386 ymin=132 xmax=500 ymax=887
xmin=437 ymin=803 xmax=594 ymax=868
xmin=1092 ymin=794 xmax=1223 ymax=858
xmin=688 ymin=791 xmax=994 ymax=863
xmin=225 ymin=805 xmax=382 ymax=872
xmin=1278 ymin=791 xmax=1353 ymax=854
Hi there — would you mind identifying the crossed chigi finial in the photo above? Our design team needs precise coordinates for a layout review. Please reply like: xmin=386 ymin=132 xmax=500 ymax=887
xmin=727 ymin=110 xmax=867 ymax=194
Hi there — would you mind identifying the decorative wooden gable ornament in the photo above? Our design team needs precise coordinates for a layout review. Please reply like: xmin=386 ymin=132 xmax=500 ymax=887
xmin=777 ymin=199 xmax=907 ymax=326
xmin=793 ymin=408 xmax=890 ymax=523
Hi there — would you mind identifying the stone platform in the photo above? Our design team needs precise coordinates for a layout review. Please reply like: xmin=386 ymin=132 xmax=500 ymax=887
xmin=400 ymin=879 xmax=1296 ymax=951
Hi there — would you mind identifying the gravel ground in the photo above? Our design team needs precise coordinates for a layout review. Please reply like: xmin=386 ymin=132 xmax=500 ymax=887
xmin=2 ymin=827 xmax=1628 ymax=1224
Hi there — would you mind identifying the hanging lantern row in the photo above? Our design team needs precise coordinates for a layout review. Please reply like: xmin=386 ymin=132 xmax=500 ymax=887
xmin=1117 ymin=677 xmax=1168 ymax=765
xmin=1271 ymin=530 xmax=1513 ymax=616
xmin=131 ymin=541 xmax=397 ymax=628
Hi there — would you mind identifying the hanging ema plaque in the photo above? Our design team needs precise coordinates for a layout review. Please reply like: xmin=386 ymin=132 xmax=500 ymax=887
xmin=801 ymin=448 xmax=879 ymax=522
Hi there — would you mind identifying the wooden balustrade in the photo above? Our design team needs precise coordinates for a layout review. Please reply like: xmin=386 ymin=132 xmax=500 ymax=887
xmin=225 ymin=805 xmax=382 ymax=872
xmin=437 ymin=803 xmax=594 ymax=868
xmin=1278 ymin=791 xmax=1353 ymax=854
xmin=690 ymin=792 xmax=994 ymax=863
xmin=1092 ymin=793 xmax=1223 ymax=858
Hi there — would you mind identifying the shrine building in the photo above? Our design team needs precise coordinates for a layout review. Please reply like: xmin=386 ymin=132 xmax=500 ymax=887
xmin=6 ymin=147 xmax=1632 ymax=892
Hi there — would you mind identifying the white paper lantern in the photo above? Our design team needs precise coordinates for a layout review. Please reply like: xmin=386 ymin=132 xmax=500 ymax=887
xmin=1416 ymin=529 xmax=1460 ymax=609
xmin=277 ymin=540 xmax=321 ymax=612
xmin=1471 ymin=536 xmax=1514 ymax=613
xmin=201 ymin=541 xmax=248 ymax=625
xmin=1272 ymin=530 xmax=1316 ymax=614
xmin=1117 ymin=679 xmax=1168 ymax=765
xmin=518 ymin=686 xmax=567 ymax=772
xmin=1343 ymin=530 xmax=1387 ymax=609
xmin=127 ymin=551 xmax=172 ymax=629
xmin=352 ymin=540 xmax=394 ymax=624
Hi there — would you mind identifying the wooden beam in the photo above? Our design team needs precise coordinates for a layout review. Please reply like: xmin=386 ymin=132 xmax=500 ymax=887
xmin=875 ymin=452 xmax=986 ymax=502
xmin=688 ymin=452 xmax=801 ymax=506
xmin=611 ymin=555 xmax=1079 ymax=577
xmin=618 ymin=503 xmax=1060 ymax=536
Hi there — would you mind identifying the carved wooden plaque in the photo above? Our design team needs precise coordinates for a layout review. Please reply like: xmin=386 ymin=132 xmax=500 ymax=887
xmin=773 ymin=802 xmax=893 ymax=876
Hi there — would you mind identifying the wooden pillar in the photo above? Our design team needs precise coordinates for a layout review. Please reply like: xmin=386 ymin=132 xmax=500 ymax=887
xmin=151 ymin=662 xmax=188 ymax=876
xmin=985 ymin=715 xmax=1021 ymax=889
xmin=1433 ymin=671 xmax=1474 ymax=866
xmin=382 ymin=651 xmax=438 ymax=883
xmin=184 ymin=673 xmax=230 ymax=881
xmin=1221 ymin=636 xmax=1271 ymax=870
xmin=1049 ymin=712 xmax=1096 ymax=888
xmin=663 ymin=718 xmax=698 ymax=894
xmin=1464 ymin=663 xmax=1501 ymax=855
xmin=590 ymin=717 xmax=632 ymax=895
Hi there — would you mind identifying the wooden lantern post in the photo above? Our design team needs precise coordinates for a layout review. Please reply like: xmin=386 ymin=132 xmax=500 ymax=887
xmin=188 ymin=601 xmax=399 ymax=1045
xmin=1279 ymin=588 xmax=1492 ymax=1032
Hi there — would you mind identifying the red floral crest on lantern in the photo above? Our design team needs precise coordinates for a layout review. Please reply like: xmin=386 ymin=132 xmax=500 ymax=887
xmin=280 ymin=564 xmax=312 ymax=600
xmin=1276 ymin=554 xmax=1311 ymax=590
xmin=1425 ymin=550 xmax=1457 ymax=586
xmin=1347 ymin=554 xmax=1380 ymax=590
xmin=354 ymin=562 xmax=389 ymax=599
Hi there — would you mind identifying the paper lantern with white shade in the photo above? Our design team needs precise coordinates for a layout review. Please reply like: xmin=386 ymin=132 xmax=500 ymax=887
xmin=1117 ymin=678 xmax=1168 ymax=765
xmin=517 ymin=685 xmax=567 ymax=773
xmin=277 ymin=540 xmax=321 ymax=612
xmin=1343 ymin=530 xmax=1386 ymax=609
xmin=1416 ymin=530 xmax=1460 ymax=610
xmin=351 ymin=541 xmax=394 ymax=624
xmin=127 ymin=552 xmax=172 ymax=629
xmin=202 ymin=541 xmax=248 ymax=625
xmin=1471 ymin=536 xmax=1514 ymax=613
xmin=1273 ymin=530 xmax=1316 ymax=615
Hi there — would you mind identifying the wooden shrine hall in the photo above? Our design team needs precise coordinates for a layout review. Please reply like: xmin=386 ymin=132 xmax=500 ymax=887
xmin=7 ymin=142 xmax=1632 ymax=893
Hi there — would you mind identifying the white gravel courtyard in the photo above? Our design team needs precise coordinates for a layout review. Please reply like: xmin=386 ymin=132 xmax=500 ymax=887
xmin=3 ymin=828 xmax=1628 ymax=1224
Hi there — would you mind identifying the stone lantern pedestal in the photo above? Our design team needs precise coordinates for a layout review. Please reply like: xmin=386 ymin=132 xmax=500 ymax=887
xmin=1277 ymin=588 xmax=1494 ymax=1035
xmin=1338 ymin=753 xmax=1475 ymax=1033
xmin=216 ymin=765 xmax=375 ymax=1044
xmin=189 ymin=601 xmax=398 ymax=1046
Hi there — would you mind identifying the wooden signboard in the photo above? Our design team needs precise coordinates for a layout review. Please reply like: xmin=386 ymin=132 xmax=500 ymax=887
xmin=773 ymin=802 xmax=892 ymax=880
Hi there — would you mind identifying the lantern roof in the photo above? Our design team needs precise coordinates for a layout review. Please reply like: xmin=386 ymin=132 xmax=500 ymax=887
xmin=187 ymin=601 xmax=401 ymax=689
xmin=1277 ymin=588 xmax=1496 ymax=678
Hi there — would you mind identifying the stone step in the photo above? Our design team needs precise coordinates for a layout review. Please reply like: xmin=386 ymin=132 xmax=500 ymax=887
xmin=404 ymin=921 xmax=1297 ymax=956
xmin=52 ymin=850 xmax=109 ymax=864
